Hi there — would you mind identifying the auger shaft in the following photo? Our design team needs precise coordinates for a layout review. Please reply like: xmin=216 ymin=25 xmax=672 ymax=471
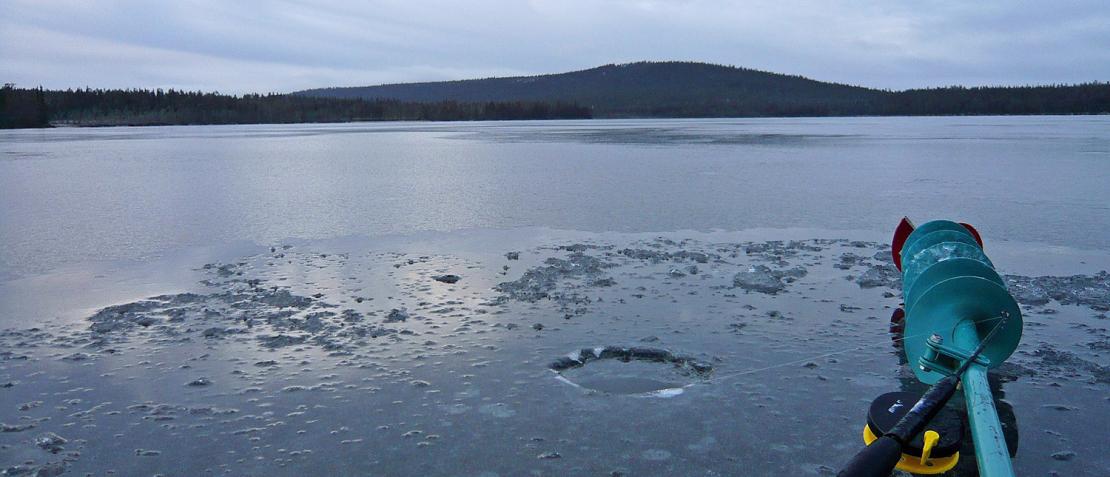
xmin=953 ymin=320 xmax=1014 ymax=477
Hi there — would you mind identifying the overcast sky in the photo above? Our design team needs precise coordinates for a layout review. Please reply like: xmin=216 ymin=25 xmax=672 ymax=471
xmin=2 ymin=0 xmax=1108 ymax=94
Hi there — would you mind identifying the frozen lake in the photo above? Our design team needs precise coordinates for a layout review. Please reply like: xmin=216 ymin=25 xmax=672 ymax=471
xmin=1 ymin=117 xmax=1108 ymax=476
xmin=2 ymin=116 xmax=1109 ymax=279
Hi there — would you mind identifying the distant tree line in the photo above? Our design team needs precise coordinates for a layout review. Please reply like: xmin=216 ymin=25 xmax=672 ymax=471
xmin=4 ymin=77 xmax=1110 ymax=129
xmin=879 ymin=83 xmax=1110 ymax=116
xmin=0 ymin=85 xmax=592 ymax=129
xmin=595 ymin=82 xmax=1110 ymax=118
xmin=0 ymin=84 xmax=49 ymax=128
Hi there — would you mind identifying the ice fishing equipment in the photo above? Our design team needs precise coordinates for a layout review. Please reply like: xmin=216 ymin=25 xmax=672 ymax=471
xmin=839 ymin=218 xmax=1022 ymax=477
xmin=861 ymin=391 xmax=964 ymax=474
xmin=838 ymin=312 xmax=1008 ymax=477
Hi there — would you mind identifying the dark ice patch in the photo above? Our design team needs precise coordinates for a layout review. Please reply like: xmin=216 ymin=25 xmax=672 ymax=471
xmin=855 ymin=263 xmax=902 ymax=289
xmin=732 ymin=265 xmax=807 ymax=294
xmin=495 ymin=252 xmax=614 ymax=302
xmin=1004 ymin=272 xmax=1110 ymax=311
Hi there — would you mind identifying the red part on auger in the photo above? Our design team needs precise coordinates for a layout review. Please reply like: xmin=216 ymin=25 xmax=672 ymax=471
xmin=891 ymin=217 xmax=916 ymax=271
xmin=960 ymin=222 xmax=984 ymax=248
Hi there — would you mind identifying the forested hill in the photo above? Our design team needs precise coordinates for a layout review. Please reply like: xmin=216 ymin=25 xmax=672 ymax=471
xmin=5 ymin=62 xmax=1109 ymax=129
xmin=298 ymin=61 xmax=1110 ymax=117
xmin=298 ymin=62 xmax=885 ymax=117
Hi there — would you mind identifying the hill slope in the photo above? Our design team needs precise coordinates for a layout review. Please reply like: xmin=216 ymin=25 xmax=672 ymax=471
xmin=296 ymin=61 xmax=888 ymax=117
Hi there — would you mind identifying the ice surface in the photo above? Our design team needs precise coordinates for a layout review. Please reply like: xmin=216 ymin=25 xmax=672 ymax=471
xmin=0 ymin=230 xmax=1107 ymax=476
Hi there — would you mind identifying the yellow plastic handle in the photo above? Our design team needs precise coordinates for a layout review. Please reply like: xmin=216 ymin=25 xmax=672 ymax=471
xmin=920 ymin=430 xmax=940 ymax=466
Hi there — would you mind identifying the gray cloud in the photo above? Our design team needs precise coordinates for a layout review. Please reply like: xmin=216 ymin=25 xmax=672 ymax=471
xmin=2 ymin=0 xmax=1107 ymax=93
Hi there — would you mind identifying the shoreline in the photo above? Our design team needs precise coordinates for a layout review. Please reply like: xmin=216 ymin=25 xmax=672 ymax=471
xmin=0 ymin=111 xmax=1101 ymax=131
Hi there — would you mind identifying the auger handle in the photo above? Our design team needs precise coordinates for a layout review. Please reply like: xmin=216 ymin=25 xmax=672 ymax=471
xmin=836 ymin=435 xmax=902 ymax=477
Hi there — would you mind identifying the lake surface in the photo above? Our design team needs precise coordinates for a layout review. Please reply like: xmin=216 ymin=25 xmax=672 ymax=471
xmin=3 ymin=116 xmax=1109 ymax=279
xmin=1 ymin=117 xmax=1108 ymax=477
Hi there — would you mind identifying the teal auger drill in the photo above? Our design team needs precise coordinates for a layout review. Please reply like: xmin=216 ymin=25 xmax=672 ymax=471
xmin=838 ymin=218 xmax=1023 ymax=477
